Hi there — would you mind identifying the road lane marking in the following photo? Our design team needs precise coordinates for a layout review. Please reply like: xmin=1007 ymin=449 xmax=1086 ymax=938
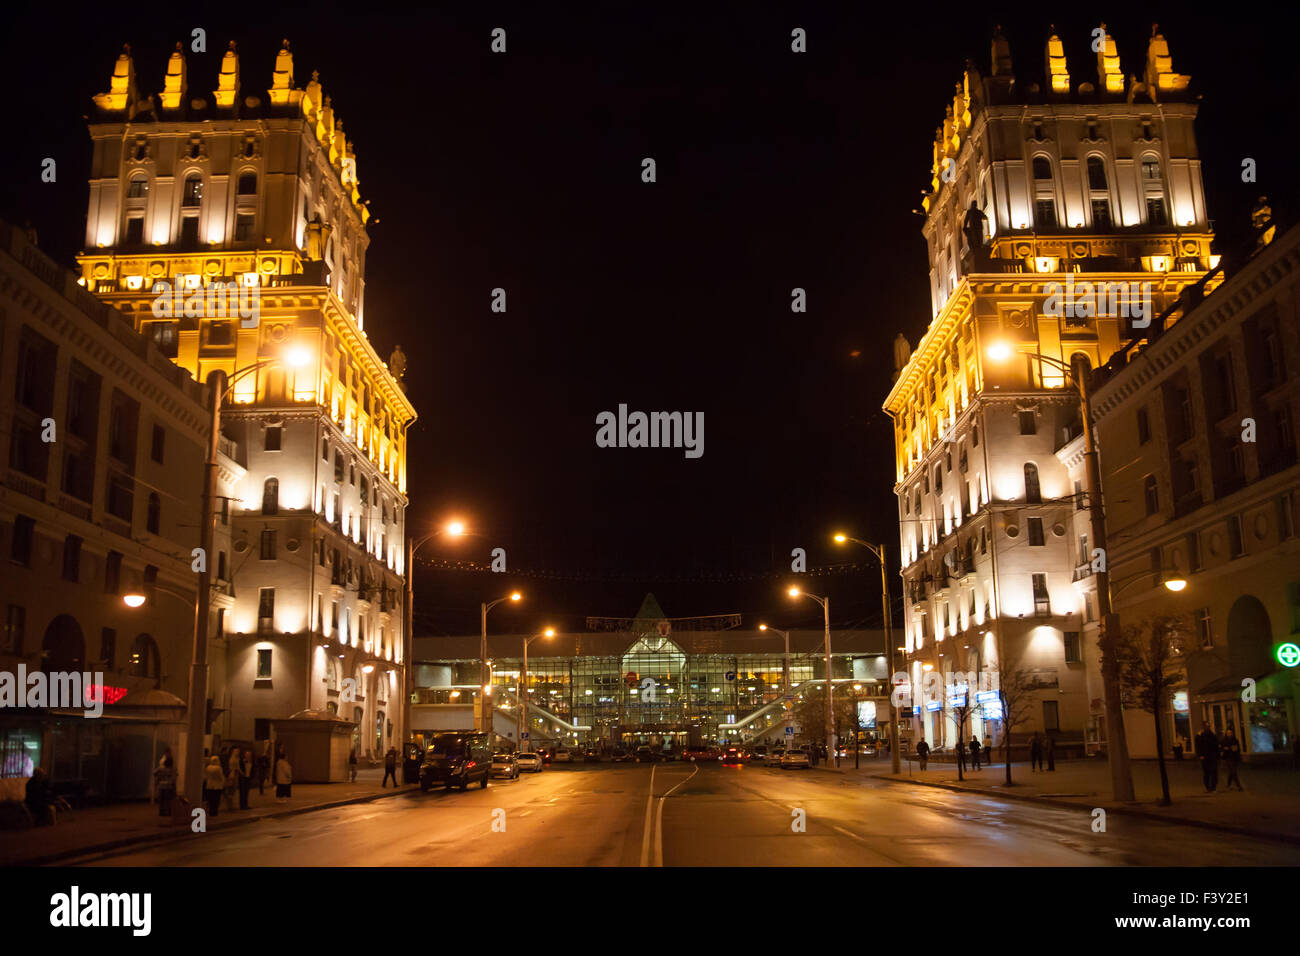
xmin=653 ymin=763 xmax=700 ymax=867
xmin=638 ymin=764 xmax=658 ymax=867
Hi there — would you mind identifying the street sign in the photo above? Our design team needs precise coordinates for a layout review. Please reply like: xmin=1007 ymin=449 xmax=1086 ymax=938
xmin=1278 ymin=642 xmax=1300 ymax=668
xmin=785 ymin=727 xmax=794 ymax=736
xmin=725 ymin=671 xmax=736 ymax=681
xmin=521 ymin=732 xmax=529 ymax=740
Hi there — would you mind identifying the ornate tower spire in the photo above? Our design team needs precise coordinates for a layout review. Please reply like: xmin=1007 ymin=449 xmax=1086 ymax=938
xmin=1144 ymin=24 xmax=1190 ymax=101
xmin=213 ymin=40 xmax=240 ymax=109
xmin=159 ymin=42 xmax=187 ymax=111
xmin=269 ymin=38 xmax=294 ymax=107
xmin=1096 ymin=23 xmax=1123 ymax=94
xmin=1045 ymin=27 xmax=1070 ymax=94
xmin=92 ymin=44 xmax=137 ymax=114
xmin=990 ymin=26 xmax=1013 ymax=76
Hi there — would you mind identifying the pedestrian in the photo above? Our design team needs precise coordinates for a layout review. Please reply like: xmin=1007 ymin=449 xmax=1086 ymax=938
xmin=382 ymin=746 xmax=398 ymax=788
xmin=349 ymin=747 xmax=358 ymax=783
xmin=155 ymin=750 xmax=177 ymax=817
xmin=222 ymin=750 xmax=238 ymax=811
xmin=203 ymin=755 xmax=225 ymax=818
xmin=1045 ymin=733 xmax=1056 ymax=771
xmin=1029 ymin=732 xmax=1043 ymax=771
xmin=1195 ymin=722 xmax=1220 ymax=792
xmin=237 ymin=748 xmax=253 ymax=809
xmin=916 ymin=738 xmax=930 ymax=771
xmin=256 ymin=741 xmax=271 ymax=795
xmin=969 ymin=735 xmax=982 ymax=771
xmin=25 ymin=767 xmax=55 ymax=826
xmin=984 ymin=734 xmax=994 ymax=766
xmin=1220 ymin=727 xmax=1244 ymax=791
xmin=955 ymin=738 xmax=967 ymax=773
xmin=273 ymin=749 xmax=293 ymax=802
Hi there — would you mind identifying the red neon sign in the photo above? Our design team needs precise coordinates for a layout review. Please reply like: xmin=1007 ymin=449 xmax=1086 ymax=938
xmin=85 ymin=684 xmax=129 ymax=705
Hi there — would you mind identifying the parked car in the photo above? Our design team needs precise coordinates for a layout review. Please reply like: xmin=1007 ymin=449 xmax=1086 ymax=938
xmin=515 ymin=752 xmax=543 ymax=773
xmin=751 ymin=745 xmax=768 ymax=761
xmin=582 ymin=749 xmax=602 ymax=763
xmin=634 ymin=746 xmax=657 ymax=763
xmin=766 ymin=748 xmax=786 ymax=765
xmin=537 ymin=748 xmax=553 ymax=764
xmin=420 ymin=732 xmax=492 ymax=791
xmin=658 ymin=749 xmax=678 ymax=762
xmin=491 ymin=752 xmax=519 ymax=779
xmin=611 ymin=749 xmax=633 ymax=762
xmin=721 ymin=747 xmax=743 ymax=767
xmin=780 ymin=749 xmax=812 ymax=770
xmin=552 ymin=749 xmax=573 ymax=763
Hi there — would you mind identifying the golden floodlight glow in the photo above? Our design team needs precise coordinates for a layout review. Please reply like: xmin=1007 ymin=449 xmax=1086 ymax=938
xmin=986 ymin=341 xmax=1013 ymax=362
xmin=1164 ymin=578 xmax=1188 ymax=592
xmin=123 ymin=593 xmax=147 ymax=608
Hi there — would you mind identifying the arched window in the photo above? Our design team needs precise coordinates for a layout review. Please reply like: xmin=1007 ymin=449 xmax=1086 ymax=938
xmin=237 ymin=172 xmax=258 ymax=195
xmin=262 ymin=477 xmax=279 ymax=515
xmin=42 ymin=615 xmax=86 ymax=673
xmin=182 ymin=173 xmax=203 ymax=207
xmin=1086 ymin=156 xmax=1108 ymax=192
xmin=1024 ymin=463 xmax=1042 ymax=503
xmin=127 ymin=174 xmax=150 ymax=198
xmin=1032 ymin=156 xmax=1053 ymax=180
xmin=128 ymin=633 xmax=160 ymax=680
xmin=146 ymin=493 xmax=161 ymax=534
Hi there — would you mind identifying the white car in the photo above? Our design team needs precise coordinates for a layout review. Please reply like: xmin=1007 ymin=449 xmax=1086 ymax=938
xmin=780 ymin=750 xmax=811 ymax=770
xmin=765 ymin=748 xmax=786 ymax=765
xmin=515 ymin=752 xmax=543 ymax=773
xmin=552 ymin=749 xmax=573 ymax=763
xmin=491 ymin=753 xmax=519 ymax=779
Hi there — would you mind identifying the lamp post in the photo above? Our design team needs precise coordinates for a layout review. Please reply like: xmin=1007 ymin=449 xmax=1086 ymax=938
xmin=481 ymin=592 xmax=522 ymax=732
xmin=180 ymin=348 xmax=309 ymax=803
xmin=758 ymin=624 xmax=793 ymax=751
xmin=519 ymin=627 xmax=555 ymax=751
xmin=788 ymin=587 xmax=833 ymax=763
xmin=403 ymin=520 xmax=467 ymax=745
xmin=985 ymin=342 xmax=1135 ymax=801
xmin=833 ymin=534 xmax=902 ymax=773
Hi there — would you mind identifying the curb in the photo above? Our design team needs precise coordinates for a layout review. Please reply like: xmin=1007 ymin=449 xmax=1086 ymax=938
xmin=7 ymin=785 xmax=417 ymax=867
xmin=876 ymin=773 xmax=1300 ymax=847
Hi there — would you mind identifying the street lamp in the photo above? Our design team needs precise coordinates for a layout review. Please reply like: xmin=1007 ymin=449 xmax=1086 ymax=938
xmin=519 ymin=627 xmax=555 ymax=751
xmin=788 ymin=586 xmax=834 ymax=764
xmin=481 ymin=592 xmax=522 ymax=732
xmin=404 ymin=518 xmax=470 ymax=745
xmin=181 ymin=348 xmax=307 ymax=804
xmin=833 ymin=533 xmax=902 ymax=773
xmin=985 ymin=340 xmax=1135 ymax=801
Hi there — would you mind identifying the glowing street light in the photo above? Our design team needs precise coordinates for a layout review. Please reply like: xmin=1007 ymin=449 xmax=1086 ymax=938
xmin=986 ymin=340 xmax=1014 ymax=362
xmin=123 ymin=593 xmax=147 ymax=608
xmin=519 ymin=626 xmax=556 ymax=751
xmin=1164 ymin=577 xmax=1188 ymax=592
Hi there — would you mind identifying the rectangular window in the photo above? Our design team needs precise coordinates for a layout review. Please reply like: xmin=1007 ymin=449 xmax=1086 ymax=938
xmin=971 ymin=424 xmax=979 ymax=447
xmin=1090 ymin=199 xmax=1111 ymax=230
xmin=1150 ymin=547 xmax=1164 ymax=587
xmin=1279 ymin=494 xmax=1296 ymax=541
xmin=1028 ymin=517 xmax=1045 ymax=546
xmin=1215 ymin=354 xmax=1237 ymax=415
xmin=237 ymin=173 xmax=258 ymax=195
xmin=1228 ymin=515 xmax=1244 ymax=559
xmin=180 ymin=216 xmax=200 ymax=248
xmin=62 ymin=534 xmax=82 ymax=583
xmin=2 ymin=605 xmax=26 ymax=655
xmin=1032 ymin=573 xmax=1050 ymax=616
xmin=1137 ymin=407 xmax=1150 ymax=444
xmin=235 ymin=213 xmax=255 ymax=242
xmin=10 ymin=515 xmax=35 ymax=566
xmin=1064 ymin=631 xmax=1081 ymax=664
xmin=1035 ymin=199 xmax=1057 ymax=229
xmin=124 ymin=217 xmax=144 ymax=246
xmin=1018 ymin=410 xmax=1037 ymax=435
xmin=258 ymin=588 xmax=275 ymax=624
xmin=1146 ymin=197 xmax=1167 ymax=226
xmin=1074 ymin=479 xmax=1084 ymax=510
xmin=260 ymin=529 xmax=277 ymax=560
xmin=105 ymin=550 xmax=122 ymax=593
xmin=218 ymin=550 xmax=228 ymax=581
xmin=1142 ymin=159 xmax=1161 ymax=180
xmin=206 ymin=321 xmax=233 ymax=347
xmin=264 ymin=425 xmax=282 ymax=451
xmin=1186 ymin=532 xmax=1202 ymax=572
xmin=1042 ymin=700 xmax=1060 ymax=732
xmin=257 ymin=648 xmax=273 ymax=680
xmin=151 ymin=424 xmax=165 ymax=463
xmin=1197 ymin=607 xmax=1213 ymax=649
xmin=100 ymin=627 xmax=116 ymax=670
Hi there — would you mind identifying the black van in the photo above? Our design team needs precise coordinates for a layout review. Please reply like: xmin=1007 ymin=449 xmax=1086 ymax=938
xmin=419 ymin=732 xmax=492 ymax=792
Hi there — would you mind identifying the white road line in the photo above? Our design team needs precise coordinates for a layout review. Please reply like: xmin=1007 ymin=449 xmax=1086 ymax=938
xmin=832 ymin=825 xmax=866 ymax=843
xmin=653 ymin=763 xmax=700 ymax=867
xmin=638 ymin=764 xmax=658 ymax=867
xmin=519 ymin=810 xmax=532 ymax=817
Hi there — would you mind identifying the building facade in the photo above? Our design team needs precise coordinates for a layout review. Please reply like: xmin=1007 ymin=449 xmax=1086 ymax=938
xmin=77 ymin=41 xmax=417 ymax=760
xmin=882 ymin=26 xmax=1218 ymax=753
xmin=1088 ymin=221 xmax=1300 ymax=759
xmin=0 ymin=219 xmax=237 ymax=800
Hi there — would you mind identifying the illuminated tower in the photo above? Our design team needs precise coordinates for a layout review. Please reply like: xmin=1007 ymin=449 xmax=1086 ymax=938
xmin=78 ymin=41 xmax=417 ymax=757
xmin=882 ymin=26 xmax=1217 ymax=751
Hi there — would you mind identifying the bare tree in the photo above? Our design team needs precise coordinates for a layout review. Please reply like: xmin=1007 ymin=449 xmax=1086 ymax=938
xmin=1116 ymin=615 xmax=1190 ymax=806
xmin=794 ymin=684 xmax=857 ymax=757
xmin=993 ymin=659 xmax=1037 ymax=786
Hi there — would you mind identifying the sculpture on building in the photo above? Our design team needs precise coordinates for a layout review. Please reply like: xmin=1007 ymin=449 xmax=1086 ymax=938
xmin=893 ymin=333 xmax=912 ymax=377
xmin=389 ymin=344 xmax=407 ymax=384
xmin=1253 ymin=196 xmax=1275 ymax=250
xmin=962 ymin=201 xmax=988 ymax=268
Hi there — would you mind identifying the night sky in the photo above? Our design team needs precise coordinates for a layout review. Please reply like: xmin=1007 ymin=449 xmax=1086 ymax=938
xmin=2 ymin=2 xmax=1295 ymax=635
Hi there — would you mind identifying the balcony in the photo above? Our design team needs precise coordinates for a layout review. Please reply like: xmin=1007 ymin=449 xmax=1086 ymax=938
xmin=5 ymin=470 xmax=45 ymax=502
xmin=1072 ymin=563 xmax=1093 ymax=583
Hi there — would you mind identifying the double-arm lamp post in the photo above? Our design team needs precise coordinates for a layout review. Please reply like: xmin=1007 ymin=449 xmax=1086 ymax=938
xmin=986 ymin=341 xmax=1136 ymax=801
xmin=787 ymin=587 xmax=833 ymax=762
xmin=518 ymin=627 xmax=555 ymax=751
xmin=481 ymin=592 xmax=522 ymax=732
xmin=832 ymin=534 xmax=901 ymax=774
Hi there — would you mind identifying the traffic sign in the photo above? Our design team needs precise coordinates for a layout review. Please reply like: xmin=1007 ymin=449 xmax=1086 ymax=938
xmin=725 ymin=671 xmax=736 ymax=681
xmin=785 ymin=727 xmax=794 ymax=736
xmin=521 ymin=732 xmax=529 ymax=740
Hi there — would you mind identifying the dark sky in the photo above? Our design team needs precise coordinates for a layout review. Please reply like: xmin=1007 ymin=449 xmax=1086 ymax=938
xmin=3 ymin=2 xmax=1296 ymax=635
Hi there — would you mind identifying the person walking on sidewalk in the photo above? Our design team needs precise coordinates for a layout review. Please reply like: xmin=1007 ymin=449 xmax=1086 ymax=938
xmin=916 ymin=738 xmax=930 ymax=770
xmin=1221 ymin=728 xmax=1244 ymax=791
xmin=237 ymin=749 xmax=253 ymax=809
xmin=349 ymin=747 xmax=359 ymax=783
xmin=1045 ymin=733 xmax=1056 ymax=771
xmin=256 ymin=741 xmax=271 ymax=796
xmin=382 ymin=747 xmax=399 ymax=788
xmin=155 ymin=751 xmax=177 ymax=817
xmin=203 ymin=755 xmax=225 ymax=818
xmin=1195 ymin=722 xmax=1220 ymax=792
xmin=222 ymin=751 xmax=238 ymax=811
xmin=273 ymin=748 xmax=293 ymax=802
xmin=969 ymin=736 xmax=982 ymax=771
xmin=955 ymin=738 xmax=967 ymax=773
xmin=1029 ymin=732 xmax=1043 ymax=771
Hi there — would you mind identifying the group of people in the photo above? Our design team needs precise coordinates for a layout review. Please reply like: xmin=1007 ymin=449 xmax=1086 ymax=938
xmin=914 ymin=734 xmax=995 ymax=771
xmin=153 ymin=742 xmax=294 ymax=819
xmin=1194 ymin=722 xmax=1245 ymax=792
xmin=1028 ymin=732 xmax=1056 ymax=772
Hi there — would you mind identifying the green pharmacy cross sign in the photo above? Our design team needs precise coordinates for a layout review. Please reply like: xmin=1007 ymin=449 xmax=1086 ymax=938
xmin=1277 ymin=643 xmax=1300 ymax=668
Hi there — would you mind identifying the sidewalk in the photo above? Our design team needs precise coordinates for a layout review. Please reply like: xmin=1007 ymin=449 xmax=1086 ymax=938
xmin=0 ymin=767 xmax=416 ymax=866
xmin=816 ymin=755 xmax=1300 ymax=844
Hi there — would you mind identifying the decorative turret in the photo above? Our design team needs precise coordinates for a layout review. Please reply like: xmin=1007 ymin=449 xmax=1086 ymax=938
xmin=990 ymin=26 xmax=1013 ymax=76
xmin=92 ymin=45 xmax=137 ymax=114
xmin=1096 ymin=23 xmax=1123 ymax=94
xmin=213 ymin=41 xmax=240 ymax=110
xmin=1144 ymin=24 xmax=1190 ymax=101
xmin=159 ymin=43 xmax=187 ymax=111
xmin=268 ymin=39 xmax=294 ymax=107
xmin=1045 ymin=28 xmax=1069 ymax=94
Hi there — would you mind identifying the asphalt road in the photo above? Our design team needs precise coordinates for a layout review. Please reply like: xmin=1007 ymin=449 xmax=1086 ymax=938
xmin=65 ymin=761 xmax=1297 ymax=866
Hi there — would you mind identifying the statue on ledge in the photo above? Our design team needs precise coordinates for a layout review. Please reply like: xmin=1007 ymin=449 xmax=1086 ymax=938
xmin=389 ymin=344 xmax=407 ymax=384
xmin=962 ymin=201 xmax=989 ymax=269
